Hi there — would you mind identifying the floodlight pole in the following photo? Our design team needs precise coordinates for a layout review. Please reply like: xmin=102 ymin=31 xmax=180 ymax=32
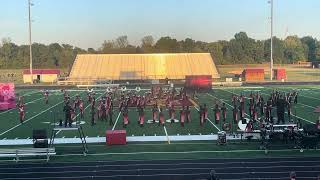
xmin=28 ymin=0 xmax=33 ymax=84
xmin=270 ymin=0 xmax=273 ymax=81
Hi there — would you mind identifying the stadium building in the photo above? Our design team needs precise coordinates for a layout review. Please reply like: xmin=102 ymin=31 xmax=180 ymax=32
xmin=59 ymin=53 xmax=220 ymax=85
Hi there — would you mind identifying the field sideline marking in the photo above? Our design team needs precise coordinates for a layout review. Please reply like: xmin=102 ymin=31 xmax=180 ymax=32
xmin=219 ymin=89 xmax=315 ymax=125
xmin=193 ymin=106 xmax=221 ymax=131
xmin=0 ymin=93 xmax=79 ymax=137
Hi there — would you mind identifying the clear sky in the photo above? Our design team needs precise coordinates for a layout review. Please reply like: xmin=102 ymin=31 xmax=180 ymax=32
xmin=1 ymin=0 xmax=319 ymax=49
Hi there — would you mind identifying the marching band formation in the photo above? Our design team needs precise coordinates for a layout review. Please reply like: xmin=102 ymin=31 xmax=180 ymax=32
xmin=15 ymin=87 xmax=320 ymax=132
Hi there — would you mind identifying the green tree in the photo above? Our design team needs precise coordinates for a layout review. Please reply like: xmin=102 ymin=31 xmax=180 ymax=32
xmin=301 ymin=36 xmax=317 ymax=62
xmin=283 ymin=36 xmax=306 ymax=63
xmin=154 ymin=36 xmax=180 ymax=53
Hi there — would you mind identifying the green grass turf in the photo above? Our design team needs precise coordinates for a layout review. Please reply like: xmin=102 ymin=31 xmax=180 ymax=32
xmin=0 ymin=85 xmax=319 ymax=140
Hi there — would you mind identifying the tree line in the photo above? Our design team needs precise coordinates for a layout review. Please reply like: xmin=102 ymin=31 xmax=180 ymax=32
xmin=0 ymin=32 xmax=319 ymax=70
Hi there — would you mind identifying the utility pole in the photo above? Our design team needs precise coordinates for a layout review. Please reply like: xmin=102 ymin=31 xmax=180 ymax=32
xmin=270 ymin=0 xmax=274 ymax=80
xmin=28 ymin=0 xmax=33 ymax=84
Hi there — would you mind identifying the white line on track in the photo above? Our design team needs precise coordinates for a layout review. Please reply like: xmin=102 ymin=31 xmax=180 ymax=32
xmin=0 ymin=93 xmax=78 ymax=137
xmin=55 ymin=148 xmax=319 ymax=157
xmin=1 ymin=161 xmax=318 ymax=171
xmin=1 ymin=165 xmax=320 ymax=175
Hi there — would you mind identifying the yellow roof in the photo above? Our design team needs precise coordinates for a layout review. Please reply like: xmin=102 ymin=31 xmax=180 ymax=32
xmin=69 ymin=53 xmax=220 ymax=80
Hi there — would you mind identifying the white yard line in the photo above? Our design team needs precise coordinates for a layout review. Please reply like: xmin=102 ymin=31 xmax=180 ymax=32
xmin=112 ymin=112 xmax=122 ymax=130
xmin=193 ymin=106 xmax=221 ymax=131
xmin=157 ymin=106 xmax=170 ymax=144
xmin=55 ymin=130 xmax=62 ymax=135
xmin=0 ymin=93 xmax=78 ymax=137
xmin=21 ymin=90 xmax=40 ymax=96
xmin=163 ymin=126 xmax=170 ymax=144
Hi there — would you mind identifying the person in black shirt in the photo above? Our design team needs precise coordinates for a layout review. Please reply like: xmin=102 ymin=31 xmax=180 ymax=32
xmin=63 ymin=102 xmax=73 ymax=127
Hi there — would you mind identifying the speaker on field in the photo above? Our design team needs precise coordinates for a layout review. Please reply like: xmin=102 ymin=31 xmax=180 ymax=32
xmin=33 ymin=129 xmax=48 ymax=148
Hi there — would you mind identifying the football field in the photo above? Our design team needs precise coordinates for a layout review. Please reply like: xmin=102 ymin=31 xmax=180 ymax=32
xmin=0 ymin=85 xmax=319 ymax=143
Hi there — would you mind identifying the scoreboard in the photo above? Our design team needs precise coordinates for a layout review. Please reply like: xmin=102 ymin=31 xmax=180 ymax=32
xmin=185 ymin=75 xmax=212 ymax=90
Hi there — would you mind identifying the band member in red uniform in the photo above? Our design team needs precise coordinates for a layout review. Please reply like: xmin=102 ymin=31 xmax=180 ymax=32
xmin=245 ymin=120 xmax=253 ymax=132
xmin=221 ymin=103 xmax=227 ymax=122
xmin=213 ymin=104 xmax=220 ymax=124
xmin=287 ymin=102 xmax=292 ymax=121
xmin=316 ymin=119 xmax=320 ymax=130
xmin=186 ymin=106 xmax=191 ymax=123
xmin=199 ymin=105 xmax=204 ymax=127
xmin=232 ymin=105 xmax=238 ymax=124
xmin=138 ymin=107 xmax=144 ymax=127
xmin=203 ymin=104 xmax=208 ymax=122
xmin=169 ymin=105 xmax=175 ymax=124
xmin=79 ymin=99 xmax=84 ymax=119
xmin=90 ymin=106 xmax=95 ymax=126
xmin=159 ymin=108 xmax=165 ymax=126
xmin=70 ymin=104 xmax=76 ymax=121
xmin=249 ymin=103 xmax=254 ymax=119
xmin=231 ymin=95 xmax=237 ymax=106
xmin=152 ymin=104 xmax=157 ymax=123
xmin=253 ymin=105 xmax=258 ymax=122
xmin=180 ymin=107 xmax=185 ymax=127
xmin=123 ymin=107 xmax=129 ymax=128
xmin=18 ymin=95 xmax=24 ymax=105
xmin=18 ymin=103 xmax=25 ymax=123
xmin=44 ymin=90 xmax=49 ymax=104
xmin=87 ymin=92 xmax=92 ymax=103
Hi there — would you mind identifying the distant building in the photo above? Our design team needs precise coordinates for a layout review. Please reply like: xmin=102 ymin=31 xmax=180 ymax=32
xmin=23 ymin=69 xmax=60 ymax=83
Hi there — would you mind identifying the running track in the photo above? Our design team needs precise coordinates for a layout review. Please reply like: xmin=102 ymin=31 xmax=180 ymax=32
xmin=0 ymin=157 xmax=319 ymax=179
